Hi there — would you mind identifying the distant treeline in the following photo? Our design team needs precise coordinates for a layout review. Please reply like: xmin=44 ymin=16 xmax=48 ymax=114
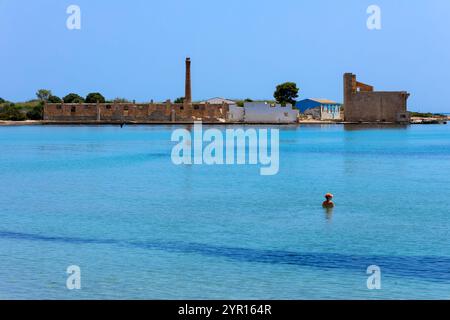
xmin=410 ymin=111 xmax=446 ymax=118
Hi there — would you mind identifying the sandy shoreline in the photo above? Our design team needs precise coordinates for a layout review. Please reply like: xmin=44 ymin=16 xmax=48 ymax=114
xmin=0 ymin=120 xmax=343 ymax=126
xmin=0 ymin=120 xmax=422 ymax=126
xmin=0 ymin=118 xmax=448 ymax=126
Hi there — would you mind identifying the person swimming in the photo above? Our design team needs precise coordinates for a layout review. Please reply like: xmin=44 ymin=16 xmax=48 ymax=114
xmin=322 ymin=193 xmax=335 ymax=208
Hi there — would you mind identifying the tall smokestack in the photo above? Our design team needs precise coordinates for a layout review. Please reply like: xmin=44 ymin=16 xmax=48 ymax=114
xmin=185 ymin=57 xmax=192 ymax=105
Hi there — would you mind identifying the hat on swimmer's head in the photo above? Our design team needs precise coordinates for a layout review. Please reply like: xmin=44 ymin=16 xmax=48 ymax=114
xmin=325 ymin=193 xmax=334 ymax=199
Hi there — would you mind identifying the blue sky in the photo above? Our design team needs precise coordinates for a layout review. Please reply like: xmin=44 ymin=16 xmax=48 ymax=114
xmin=1 ymin=0 xmax=449 ymax=112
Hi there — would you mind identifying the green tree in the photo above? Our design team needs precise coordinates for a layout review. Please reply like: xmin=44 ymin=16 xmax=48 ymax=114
xmin=36 ymin=89 xmax=52 ymax=102
xmin=0 ymin=97 xmax=5 ymax=104
xmin=26 ymin=102 xmax=44 ymax=120
xmin=63 ymin=93 xmax=85 ymax=103
xmin=174 ymin=97 xmax=185 ymax=104
xmin=48 ymin=95 xmax=62 ymax=103
xmin=274 ymin=82 xmax=299 ymax=106
xmin=85 ymin=92 xmax=106 ymax=103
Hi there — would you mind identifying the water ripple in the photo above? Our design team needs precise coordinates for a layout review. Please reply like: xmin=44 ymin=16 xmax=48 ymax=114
xmin=1 ymin=230 xmax=449 ymax=282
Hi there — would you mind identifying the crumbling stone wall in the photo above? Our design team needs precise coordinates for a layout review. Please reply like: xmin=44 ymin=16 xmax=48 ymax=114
xmin=343 ymin=73 xmax=409 ymax=123
xmin=43 ymin=102 xmax=229 ymax=123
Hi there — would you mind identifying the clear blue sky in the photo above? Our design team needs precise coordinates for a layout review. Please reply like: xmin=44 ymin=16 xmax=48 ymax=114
xmin=1 ymin=0 xmax=449 ymax=112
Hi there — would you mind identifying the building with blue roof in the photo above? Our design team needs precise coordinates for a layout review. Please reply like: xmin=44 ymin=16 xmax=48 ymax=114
xmin=296 ymin=98 xmax=342 ymax=120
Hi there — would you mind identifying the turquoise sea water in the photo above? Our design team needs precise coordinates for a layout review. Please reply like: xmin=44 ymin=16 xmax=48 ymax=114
xmin=0 ymin=124 xmax=450 ymax=300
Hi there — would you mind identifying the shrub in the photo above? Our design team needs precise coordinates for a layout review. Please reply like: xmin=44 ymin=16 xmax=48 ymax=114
xmin=48 ymin=95 xmax=62 ymax=103
xmin=63 ymin=93 xmax=85 ymax=103
xmin=26 ymin=103 xmax=44 ymax=120
xmin=0 ymin=104 xmax=27 ymax=121
xmin=174 ymin=97 xmax=185 ymax=104
xmin=85 ymin=92 xmax=106 ymax=103
xmin=112 ymin=97 xmax=130 ymax=103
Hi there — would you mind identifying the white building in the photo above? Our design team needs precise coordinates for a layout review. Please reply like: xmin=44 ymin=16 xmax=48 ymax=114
xmin=200 ymin=98 xmax=299 ymax=123
xmin=243 ymin=102 xmax=299 ymax=123
xmin=200 ymin=97 xmax=237 ymax=105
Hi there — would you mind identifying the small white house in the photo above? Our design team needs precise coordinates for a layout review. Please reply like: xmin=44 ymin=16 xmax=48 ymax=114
xmin=243 ymin=102 xmax=299 ymax=123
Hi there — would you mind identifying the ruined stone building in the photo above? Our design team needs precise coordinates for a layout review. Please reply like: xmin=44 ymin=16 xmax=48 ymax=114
xmin=44 ymin=58 xmax=230 ymax=123
xmin=343 ymin=73 xmax=410 ymax=123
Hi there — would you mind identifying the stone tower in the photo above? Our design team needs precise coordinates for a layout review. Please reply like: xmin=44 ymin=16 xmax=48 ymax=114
xmin=343 ymin=73 xmax=409 ymax=123
xmin=343 ymin=73 xmax=355 ymax=109
xmin=184 ymin=57 xmax=192 ymax=105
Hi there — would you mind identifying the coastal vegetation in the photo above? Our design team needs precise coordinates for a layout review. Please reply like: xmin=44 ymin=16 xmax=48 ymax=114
xmin=410 ymin=111 xmax=446 ymax=118
xmin=0 ymin=90 xmax=107 ymax=121
xmin=274 ymin=82 xmax=299 ymax=106
xmin=0 ymin=99 xmax=45 ymax=121
xmin=0 ymin=103 xmax=27 ymax=121
xmin=36 ymin=89 xmax=52 ymax=102
xmin=36 ymin=89 xmax=62 ymax=104
xmin=63 ymin=93 xmax=85 ymax=103
xmin=111 ymin=97 xmax=131 ymax=103
xmin=26 ymin=103 xmax=44 ymax=120
xmin=85 ymin=92 xmax=106 ymax=104
xmin=48 ymin=95 xmax=62 ymax=103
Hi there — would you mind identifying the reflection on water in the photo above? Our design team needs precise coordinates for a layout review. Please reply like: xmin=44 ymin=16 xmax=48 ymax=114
xmin=324 ymin=207 xmax=334 ymax=221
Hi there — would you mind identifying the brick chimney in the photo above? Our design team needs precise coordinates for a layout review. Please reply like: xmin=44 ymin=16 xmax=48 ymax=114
xmin=184 ymin=57 xmax=192 ymax=105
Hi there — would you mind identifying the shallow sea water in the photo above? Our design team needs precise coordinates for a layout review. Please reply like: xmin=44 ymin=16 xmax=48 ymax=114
xmin=0 ymin=124 xmax=449 ymax=299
